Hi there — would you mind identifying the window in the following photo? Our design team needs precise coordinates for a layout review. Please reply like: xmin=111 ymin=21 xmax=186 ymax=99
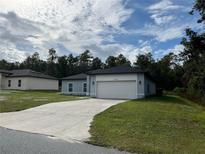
xmin=8 ymin=80 xmax=11 ymax=87
xmin=68 ymin=83 xmax=73 ymax=92
xmin=18 ymin=80 xmax=21 ymax=87
xmin=92 ymin=81 xmax=95 ymax=85
xmin=83 ymin=83 xmax=87 ymax=93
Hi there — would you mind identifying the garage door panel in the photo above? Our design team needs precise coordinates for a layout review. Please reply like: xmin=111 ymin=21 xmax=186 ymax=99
xmin=97 ymin=81 xmax=136 ymax=99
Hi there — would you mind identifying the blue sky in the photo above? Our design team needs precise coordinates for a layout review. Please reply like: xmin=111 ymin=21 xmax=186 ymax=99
xmin=0 ymin=0 xmax=202 ymax=62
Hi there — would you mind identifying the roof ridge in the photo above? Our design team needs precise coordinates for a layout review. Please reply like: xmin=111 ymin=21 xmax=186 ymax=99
xmin=4 ymin=69 xmax=57 ymax=80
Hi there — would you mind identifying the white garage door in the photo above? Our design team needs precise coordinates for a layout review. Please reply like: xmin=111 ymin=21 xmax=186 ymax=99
xmin=96 ymin=81 xmax=136 ymax=99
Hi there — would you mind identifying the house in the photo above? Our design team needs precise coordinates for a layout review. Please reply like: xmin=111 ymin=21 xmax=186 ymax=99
xmin=62 ymin=66 xmax=156 ymax=99
xmin=0 ymin=69 xmax=58 ymax=90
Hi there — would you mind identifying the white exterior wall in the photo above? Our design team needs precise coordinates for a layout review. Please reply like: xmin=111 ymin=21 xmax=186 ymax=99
xmin=3 ymin=77 xmax=29 ymax=90
xmin=136 ymin=73 xmax=145 ymax=98
xmin=0 ymin=73 xmax=7 ymax=89
xmin=1 ymin=75 xmax=6 ymax=89
xmin=26 ymin=77 xmax=58 ymax=90
xmin=88 ymin=75 xmax=96 ymax=97
xmin=96 ymin=74 xmax=137 ymax=81
xmin=62 ymin=80 xmax=87 ymax=95
xmin=144 ymin=76 xmax=156 ymax=96
xmin=3 ymin=77 xmax=58 ymax=90
xmin=0 ymin=73 xmax=2 ymax=89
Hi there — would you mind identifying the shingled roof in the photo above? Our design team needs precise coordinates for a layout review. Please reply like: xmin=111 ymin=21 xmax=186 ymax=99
xmin=1 ymin=69 xmax=57 ymax=80
xmin=87 ymin=66 xmax=156 ymax=82
xmin=87 ymin=66 xmax=145 ymax=75
xmin=0 ymin=70 xmax=12 ymax=74
xmin=62 ymin=73 xmax=87 ymax=80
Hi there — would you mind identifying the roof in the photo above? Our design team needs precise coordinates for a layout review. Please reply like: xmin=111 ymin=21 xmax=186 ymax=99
xmin=2 ymin=69 xmax=57 ymax=80
xmin=0 ymin=69 xmax=12 ymax=74
xmin=87 ymin=66 xmax=146 ymax=75
xmin=87 ymin=66 xmax=156 ymax=83
xmin=62 ymin=73 xmax=87 ymax=80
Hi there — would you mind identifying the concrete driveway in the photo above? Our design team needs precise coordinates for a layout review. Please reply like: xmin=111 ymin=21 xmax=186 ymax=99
xmin=0 ymin=99 xmax=125 ymax=142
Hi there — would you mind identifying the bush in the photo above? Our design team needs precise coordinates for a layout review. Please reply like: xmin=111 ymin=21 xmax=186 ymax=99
xmin=156 ymin=88 xmax=163 ymax=96
xmin=173 ymin=87 xmax=186 ymax=95
xmin=172 ymin=87 xmax=205 ymax=105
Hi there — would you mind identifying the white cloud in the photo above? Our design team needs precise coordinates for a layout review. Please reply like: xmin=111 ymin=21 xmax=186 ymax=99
xmin=167 ymin=44 xmax=184 ymax=55
xmin=0 ymin=0 xmax=133 ymax=62
xmin=148 ymin=0 xmax=180 ymax=12
xmin=0 ymin=0 xmax=198 ymax=63
xmin=147 ymin=0 xmax=182 ymax=25
xmin=150 ymin=14 xmax=175 ymax=25
xmin=133 ymin=18 xmax=202 ymax=42
xmin=121 ymin=0 xmax=201 ymax=42
xmin=144 ymin=24 xmax=185 ymax=42
xmin=102 ymin=43 xmax=152 ymax=63
xmin=155 ymin=44 xmax=184 ymax=59
xmin=80 ymin=42 xmax=153 ymax=63
xmin=120 ymin=45 xmax=152 ymax=63
xmin=0 ymin=45 xmax=28 ymax=62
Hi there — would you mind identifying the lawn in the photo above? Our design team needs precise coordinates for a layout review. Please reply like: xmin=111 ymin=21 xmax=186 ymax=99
xmin=0 ymin=90 xmax=84 ymax=112
xmin=89 ymin=95 xmax=205 ymax=154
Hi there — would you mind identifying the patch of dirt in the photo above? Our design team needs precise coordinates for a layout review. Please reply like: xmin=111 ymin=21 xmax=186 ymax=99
xmin=0 ymin=96 xmax=6 ymax=101
xmin=34 ymin=98 xmax=48 ymax=101
xmin=22 ymin=97 xmax=33 ymax=100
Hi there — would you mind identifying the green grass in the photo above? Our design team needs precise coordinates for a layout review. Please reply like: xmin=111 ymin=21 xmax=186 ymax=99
xmin=0 ymin=90 xmax=84 ymax=112
xmin=89 ymin=95 xmax=205 ymax=154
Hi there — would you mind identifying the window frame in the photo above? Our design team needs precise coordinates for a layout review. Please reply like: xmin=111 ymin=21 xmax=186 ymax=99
xmin=68 ymin=82 xmax=73 ymax=92
xmin=8 ymin=80 xmax=11 ymax=87
xmin=82 ymin=82 xmax=87 ymax=93
xmin=147 ymin=84 xmax=150 ymax=94
xmin=18 ymin=80 xmax=21 ymax=87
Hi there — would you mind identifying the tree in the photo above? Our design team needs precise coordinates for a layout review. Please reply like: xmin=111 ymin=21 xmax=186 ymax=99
xmin=190 ymin=0 xmax=205 ymax=23
xmin=47 ymin=48 xmax=57 ymax=63
xmin=67 ymin=54 xmax=78 ymax=75
xmin=91 ymin=57 xmax=103 ymax=70
xmin=155 ymin=53 xmax=183 ymax=90
xmin=0 ymin=59 xmax=12 ymax=70
xmin=134 ymin=53 xmax=154 ymax=70
xmin=105 ymin=54 xmax=131 ymax=68
xmin=57 ymin=56 xmax=68 ymax=78
xmin=179 ymin=0 xmax=205 ymax=103
xmin=105 ymin=56 xmax=117 ymax=68
xmin=180 ymin=29 xmax=205 ymax=102
xmin=116 ymin=54 xmax=131 ymax=66
xmin=47 ymin=48 xmax=58 ymax=76
xmin=78 ymin=50 xmax=93 ymax=72
xmin=20 ymin=52 xmax=42 ymax=71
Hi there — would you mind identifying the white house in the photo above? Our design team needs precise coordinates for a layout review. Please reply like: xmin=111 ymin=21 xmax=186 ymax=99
xmin=0 ymin=69 xmax=58 ymax=90
xmin=62 ymin=66 xmax=156 ymax=99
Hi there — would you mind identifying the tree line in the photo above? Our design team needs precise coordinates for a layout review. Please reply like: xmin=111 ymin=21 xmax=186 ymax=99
xmin=0 ymin=49 xmax=183 ymax=89
xmin=0 ymin=0 xmax=204 ymax=104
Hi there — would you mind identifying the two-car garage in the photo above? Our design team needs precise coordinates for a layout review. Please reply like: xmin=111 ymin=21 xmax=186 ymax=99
xmin=96 ymin=81 xmax=137 ymax=99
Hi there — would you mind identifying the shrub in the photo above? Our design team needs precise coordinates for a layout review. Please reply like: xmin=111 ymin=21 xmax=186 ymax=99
xmin=173 ymin=87 xmax=186 ymax=95
xmin=156 ymin=88 xmax=163 ymax=96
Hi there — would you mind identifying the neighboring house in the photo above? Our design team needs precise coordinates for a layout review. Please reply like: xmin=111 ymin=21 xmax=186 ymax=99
xmin=0 ymin=69 xmax=58 ymax=90
xmin=61 ymin=73 xmax=87 ymax=95
xmin=62 ymin=66 xmax=156 ymax=99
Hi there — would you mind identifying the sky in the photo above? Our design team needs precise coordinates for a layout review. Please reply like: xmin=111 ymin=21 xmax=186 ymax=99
xmin=0 ymin=0 xmax=202 ymax=63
